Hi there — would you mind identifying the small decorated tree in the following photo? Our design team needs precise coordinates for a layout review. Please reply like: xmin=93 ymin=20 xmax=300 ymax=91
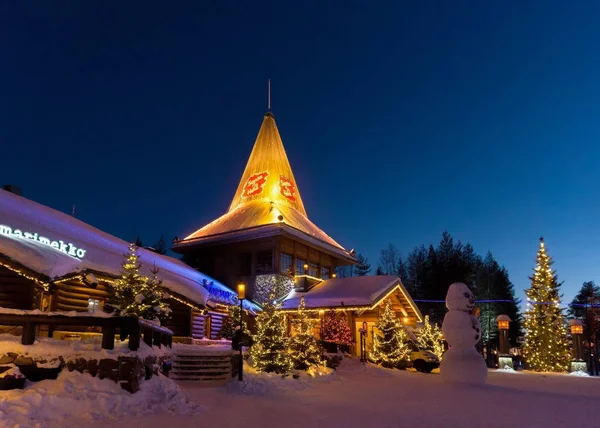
xmin=219 ymin=297 xmax=246 ymax=340
xmin=289 ymin=297 xmax=323 ymax=370
xmin=370 ymin=299 xmax=411 ymax=368
xmin=250 ymin=291 xmax=293 ymax=373
xmin=109 ymin=243 xmax=170 ymax=323
xmin=144 ymin=265 xmax=172 ymax=323
xmin=419 ymin=315 xmax=445 ymax=360
xmin=322 ymin=310 xmax=354 ymax=352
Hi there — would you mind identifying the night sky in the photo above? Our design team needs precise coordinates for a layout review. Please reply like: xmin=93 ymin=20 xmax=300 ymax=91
xmin=2 ymin=2 xmax=599 ymax=304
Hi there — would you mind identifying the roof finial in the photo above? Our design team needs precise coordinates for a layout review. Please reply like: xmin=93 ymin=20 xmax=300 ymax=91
xmin=268 ymin=79 xmax=271 ymax=111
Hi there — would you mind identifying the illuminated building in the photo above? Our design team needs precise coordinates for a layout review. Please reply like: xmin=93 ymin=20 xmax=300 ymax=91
xmin=172 ymin=111 xmax=357 ymax=300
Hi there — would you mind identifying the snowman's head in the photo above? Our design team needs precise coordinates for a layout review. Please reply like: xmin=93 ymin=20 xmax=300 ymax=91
xmin=446 ymin=282 xmax=475 ymax=312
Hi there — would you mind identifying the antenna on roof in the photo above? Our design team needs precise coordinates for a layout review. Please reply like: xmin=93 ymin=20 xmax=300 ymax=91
xmin=268 ymin=79 xmax=271 ymax=111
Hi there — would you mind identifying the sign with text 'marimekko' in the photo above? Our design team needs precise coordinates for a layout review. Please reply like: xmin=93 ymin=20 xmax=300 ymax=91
xmin=0 ymin=224 xmax=87 ymax=259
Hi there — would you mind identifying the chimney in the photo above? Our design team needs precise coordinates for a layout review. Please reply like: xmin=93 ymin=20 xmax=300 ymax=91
xmin=2 ymin=184 xmax=22 ymax=196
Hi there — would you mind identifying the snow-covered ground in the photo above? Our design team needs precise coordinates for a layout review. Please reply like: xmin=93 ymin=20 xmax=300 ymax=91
xmin=3 ymin=358 xmax=600 ymax=428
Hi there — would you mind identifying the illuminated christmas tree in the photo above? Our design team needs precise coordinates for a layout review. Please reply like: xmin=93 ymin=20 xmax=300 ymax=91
xmin=370 ymin=299 xmax=411 ymax=368
xmin=289 ymin=297 xmax=323 ymax=370
xmin=322 ymin=310 xmax=354 ymax=349
xmin=419 ymin=315 xmax=445 ymax=360
xmin=250 ymin=291 xmax=293 ymax=373
xmin=218 ymin=297 xmax=246 ymax=340
xmin=110 ymin=243 xmax=171 ymax=323
xmin=522 ymin=238 xmax=571 ymax=372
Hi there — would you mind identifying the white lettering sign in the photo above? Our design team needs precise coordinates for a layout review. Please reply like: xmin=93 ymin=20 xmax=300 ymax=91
xmin=0 ymin=224 xmax=86 ymax=259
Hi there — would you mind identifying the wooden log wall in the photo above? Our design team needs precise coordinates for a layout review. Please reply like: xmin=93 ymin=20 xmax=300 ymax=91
xmin=0 ymin=265 xmax=35 ymax=309
xmin=54 ymin=278 xmax=111 ymax=312
xmin=208 ymin=311 xmax=226 ymax=339
xmin=163 ymin=298 xmax=192 ymax=337
xmin=191 ymin=310 xmax=206 ymax=339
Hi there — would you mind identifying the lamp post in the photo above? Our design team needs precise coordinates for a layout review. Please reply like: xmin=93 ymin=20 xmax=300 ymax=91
xmin=237 ymin=282 xmax=245 ymax=382
xmin=570 ymin=319 xmax=586 ymax=374
xmin=496 ymin=315 xmax=512 ymax=370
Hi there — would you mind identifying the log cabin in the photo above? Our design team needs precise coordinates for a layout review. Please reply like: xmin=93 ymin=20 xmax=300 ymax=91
xmin=281 ymin=275 xmax=423 ymax=357
xmin=0 ymin=187 xmax=257 ymax=342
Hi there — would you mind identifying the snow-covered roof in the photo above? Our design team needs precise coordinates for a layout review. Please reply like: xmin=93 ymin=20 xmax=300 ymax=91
xmin=281 ymin=275 xmax=423 ymax=321
xmin=172 ymin=113 xmax=356 ymax=264
xmin=0 ymin=189 xmax=233 ymax=307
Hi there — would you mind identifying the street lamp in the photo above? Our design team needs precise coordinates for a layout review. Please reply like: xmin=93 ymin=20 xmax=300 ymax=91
xmin=570 ymin=319 xmax=586 ymax=374
xmin=237 ymin=282 xmax=245 ymax=382
xmin=496 ymin=315 xmax=512 ymax=370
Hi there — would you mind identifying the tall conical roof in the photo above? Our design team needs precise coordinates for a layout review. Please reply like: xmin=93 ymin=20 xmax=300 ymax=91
xmin=228 ymin=112 xmax=307 ymax=215
xmin=175 ymin=112 xmax=354 ymax=262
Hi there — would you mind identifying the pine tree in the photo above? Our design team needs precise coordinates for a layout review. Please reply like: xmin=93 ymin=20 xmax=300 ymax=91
xmin=370 ymin=299 xmax=411 ymax=368
xmin=376 ymin=266 xmax=384 ymax=275
xmin=396 ymin=256 xmax=408 ymax=280
xmin=321 ymin=310 xmax=353 ymax=347
xmin=134 ymin=237 xmax=144 ymax=247
xmin=219 ymin=297 xmax=246 ymax=339
xmin=289 ymin=297 xmax=323 ymax=370
xmin=152 ymin=235 xmax=167 ymax=255
xmin=569 ymin=281 xmax=600 ymax=364
xmin=522 ymin=238 xmax=571 ymax=372
xmin=379 ymin=243 xmax=400 ymax=275
xmin=419 ymin=315 xmax=445 ymax=360
xmin=109 ymin=244 xmax=171 ymax=323
xmin=250 ymin=291 xmax=293 ymax=373
xmin=354 ymin=253 xmax=371 ymax=276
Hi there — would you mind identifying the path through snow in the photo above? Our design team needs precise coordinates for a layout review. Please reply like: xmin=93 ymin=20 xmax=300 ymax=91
xmin=5 ymin=359 xmax=600 ymax=428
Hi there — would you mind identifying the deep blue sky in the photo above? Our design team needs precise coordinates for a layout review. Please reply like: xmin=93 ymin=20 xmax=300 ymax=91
xmin=2 ymin=2 xmax=599 ymax=305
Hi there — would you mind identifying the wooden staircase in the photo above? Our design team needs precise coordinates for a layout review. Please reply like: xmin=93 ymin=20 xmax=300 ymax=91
xmin=170 ymin=351 xmax=232 ymax=385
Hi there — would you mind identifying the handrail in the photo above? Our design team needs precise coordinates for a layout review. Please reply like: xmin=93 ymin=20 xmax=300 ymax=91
xmin=0 ymin=313 xmax=173 ymax=351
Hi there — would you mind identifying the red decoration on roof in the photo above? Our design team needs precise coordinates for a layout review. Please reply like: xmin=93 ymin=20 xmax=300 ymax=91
xmin=241 ymin=172 xmax=269 ymax=198
xmin=279 ymin=175 xmax=296 ymax=203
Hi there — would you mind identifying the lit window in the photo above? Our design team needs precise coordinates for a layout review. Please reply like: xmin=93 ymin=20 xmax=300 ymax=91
xmin=295 ymin=259 xmax=306 ymax=275
xmin=309 ymin=263 xmax=318 ymax=277
xmin=88 ymin=299 xmax=100 ymax=313
xmin=280 ymin=253 xmax=293 ymax=274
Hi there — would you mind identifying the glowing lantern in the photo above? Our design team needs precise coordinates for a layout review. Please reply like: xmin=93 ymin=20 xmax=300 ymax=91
xmin=237 ymin=283 xmax=246 ymax=300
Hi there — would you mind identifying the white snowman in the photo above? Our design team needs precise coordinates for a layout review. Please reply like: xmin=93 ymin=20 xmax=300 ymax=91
xmin=440 ymin=282 xmax=487 ymax=384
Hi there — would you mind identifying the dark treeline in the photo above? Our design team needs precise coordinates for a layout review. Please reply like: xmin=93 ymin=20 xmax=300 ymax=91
xmin=351 ymin=231 xmax=522 ymax=346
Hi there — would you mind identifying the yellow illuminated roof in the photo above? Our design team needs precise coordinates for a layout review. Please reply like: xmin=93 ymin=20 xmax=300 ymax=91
xmin=176 ymin=112 xmax=352 ymax=259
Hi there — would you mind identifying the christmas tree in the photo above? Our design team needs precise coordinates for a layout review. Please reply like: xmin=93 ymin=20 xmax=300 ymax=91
xmin=370 ymin=299 xmax=411 ymax=368
xmin=109 ymin=243 xmax=171 ymax=323
xmin=322 ymin=310 xmax=354 ymax=349
xmin=250 ymin=291 xmax=293 ymax=373
xmin=419 ymin=315 xmax=445 ymax=360
xmin=522 ymin=238 xmax=571 ymax=372
xmin=289 ymin=297 xmax=323 ymax=370
xmin=218 ymin=297 xmax=246 ymax=340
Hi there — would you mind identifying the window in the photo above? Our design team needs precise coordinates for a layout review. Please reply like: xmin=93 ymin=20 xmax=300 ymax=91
xmin=256 ymin=250 xmax=273 ymax=274
xmin=309 ymin=262 xmax=318 ymax=277
xmin=295 ymin=259 xmax=306 ymax=275
xmin=280 ymin=253 xmax=293 ymax=275
xmin=320 ymin=266 xmax=330 ymax=280
xmin=87 ymin=299 xmax=100 ymax=313
xmin=238 ymin=253 xmax=252 ymax=276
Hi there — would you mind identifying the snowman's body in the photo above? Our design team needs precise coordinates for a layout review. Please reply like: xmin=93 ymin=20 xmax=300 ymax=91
xmin=440 ymin=283 xmax=488 ymax=384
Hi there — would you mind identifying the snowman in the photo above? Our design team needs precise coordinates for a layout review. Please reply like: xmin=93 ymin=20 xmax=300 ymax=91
xmin=440 ymin=282 xmax=487 ymax=384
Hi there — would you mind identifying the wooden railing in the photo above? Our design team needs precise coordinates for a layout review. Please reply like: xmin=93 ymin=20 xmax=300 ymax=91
xmin=0 ymin=313 xmax=173 ymax=351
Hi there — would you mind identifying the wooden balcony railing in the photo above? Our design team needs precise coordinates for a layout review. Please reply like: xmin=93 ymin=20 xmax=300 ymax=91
xmin=0 ymin=313 xmax=173 ymax=351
